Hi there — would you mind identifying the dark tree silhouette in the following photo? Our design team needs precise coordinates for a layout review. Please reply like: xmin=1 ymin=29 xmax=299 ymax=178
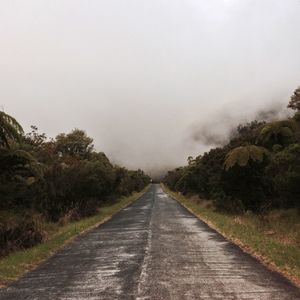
xmin=288 ymin=86 xmax=300 ymax=111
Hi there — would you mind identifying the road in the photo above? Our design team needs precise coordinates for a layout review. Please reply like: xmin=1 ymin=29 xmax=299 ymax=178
xmin=1 ymin=184 xmax=300 ymax=299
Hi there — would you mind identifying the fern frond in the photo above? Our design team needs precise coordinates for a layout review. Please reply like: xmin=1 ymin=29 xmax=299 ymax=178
xmin=0 ymin=111 xmax=24 ymax=148
xmin=224 ymin=145 xmax=269 ymax=171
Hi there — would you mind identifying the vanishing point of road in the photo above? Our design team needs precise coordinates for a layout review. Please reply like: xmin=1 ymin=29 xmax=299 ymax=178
xmin=1 ymin=184 xmax=300 ymax=299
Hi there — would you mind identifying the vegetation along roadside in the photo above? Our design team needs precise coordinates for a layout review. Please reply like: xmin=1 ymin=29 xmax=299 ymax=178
xmin=162 ymin=86 xmax=300 ymax=287
xmin=0 ymin=186 xmax=149 ymax=286
xmin=0 ymin=110 xmax=151 ymax=286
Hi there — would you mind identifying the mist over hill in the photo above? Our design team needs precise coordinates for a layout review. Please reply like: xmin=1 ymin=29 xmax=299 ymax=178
xmin=1 ymin=0 xmax=300 ymax=177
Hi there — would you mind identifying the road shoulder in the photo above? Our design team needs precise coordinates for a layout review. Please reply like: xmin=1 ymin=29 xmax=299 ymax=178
xmin=161 ymin=183 xmax=300 ymax=289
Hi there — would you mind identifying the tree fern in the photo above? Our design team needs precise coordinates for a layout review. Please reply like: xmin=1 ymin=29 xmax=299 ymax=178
xmin=258 ymin=120 xmax=298 ymax=146
xmin=0 ymin=111 xmax=24 ymax=148
xmin=0 ymin=149 xmax=43 ymax=181
xmin=224 ymin=145 xmax=269 ymax=171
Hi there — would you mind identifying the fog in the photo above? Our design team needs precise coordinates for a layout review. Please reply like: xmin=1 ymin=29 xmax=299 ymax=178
xmin=1 ymin=0 xmax=300 ymax=177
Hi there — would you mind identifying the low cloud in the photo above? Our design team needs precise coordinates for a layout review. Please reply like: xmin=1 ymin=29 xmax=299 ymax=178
xmin=0 ymin=0 xmax=300 ymax=178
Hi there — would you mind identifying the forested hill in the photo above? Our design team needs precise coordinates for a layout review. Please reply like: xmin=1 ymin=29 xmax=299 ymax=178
xmin=163 ymin=86 xmax=300 ymax=213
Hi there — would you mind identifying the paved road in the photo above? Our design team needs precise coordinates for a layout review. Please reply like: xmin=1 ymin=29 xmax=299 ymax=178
xmin=1 ymin=184 xmax=300 ymax=299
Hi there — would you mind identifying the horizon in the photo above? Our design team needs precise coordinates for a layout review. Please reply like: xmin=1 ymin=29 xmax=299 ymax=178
xmin=1 ymin=0 xmax=300 ymax=176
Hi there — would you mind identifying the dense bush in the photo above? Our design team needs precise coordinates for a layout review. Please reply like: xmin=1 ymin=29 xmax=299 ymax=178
xmin=0 ymin=115 xmax=150 ymax=253
xmin=163 ymin=86 xmax=300 ymax=213
xmin=266 ymin=144 xmax=300 ymax=208
xmin=0 ymin=212 xmax=44 ymax=257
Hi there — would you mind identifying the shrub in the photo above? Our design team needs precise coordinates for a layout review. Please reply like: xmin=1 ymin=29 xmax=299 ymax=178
xmin=0 ymin=212 xmax=44 ymax=257
xmin=266 ymin=144 xmax=300 ymax=208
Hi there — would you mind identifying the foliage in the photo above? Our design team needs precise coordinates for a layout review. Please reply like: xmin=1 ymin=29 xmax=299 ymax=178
xmin=266 ymin=144 xmax=300 ymax=208
xmin=0 ymin=112 xmax=150 ymax=255
xmin=0 ymin=188 xmax=147 ymax=285
xmin=164 ymin=85 xmax=300 ymax=213
xmin=224 ymin=145 xmax=269 ymax=171
xmin=55 ymin=129 xmax=94 ymax=159
xmin=230 ymin=120 xmax=266 ymax=146
xmin=0 ymin=148 xmax=43 ymax=209
xmin=0 ymin=111 xmax=24 ymax=148
xmin=258 ymin=120 xmax=299 ymax=148
xmin=288 ymin=86 xmax=300 ymax=111
xmin=0 ymin=212 xmax=44 ymax=257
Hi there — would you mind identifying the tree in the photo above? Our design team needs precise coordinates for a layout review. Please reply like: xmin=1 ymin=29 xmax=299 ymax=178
xmin=55 ymin=129 xmax=94 ymax=159
xmin=230 ymin=121 xmax=266 ymax=146
xmin=266 ymin=144 xmax=300 ymax=208
xmin=288 ymin=86 xmax=300 ymax=111
xmin=221 ymin=145 xmax=270 ymax=211
xmin=258 ymin=120 xmax=299 ymax=148
xmin=0 ymin=148 xmax=43 ymax=209
xmin=0 ymin=111 xmax=24 ymax=148
xmin=24 ymin=126 xmax=47 ymax=146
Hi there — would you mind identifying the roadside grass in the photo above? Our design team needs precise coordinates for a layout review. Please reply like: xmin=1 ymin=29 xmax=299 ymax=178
xmin=161 ymin=184 xmax=300 ymax=286
xmin=0 ymin=186 xmax=149 ymax=286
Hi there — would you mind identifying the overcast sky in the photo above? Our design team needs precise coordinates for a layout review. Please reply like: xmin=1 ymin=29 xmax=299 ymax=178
xmin=1 ymin=0 xmax=300 ymax=176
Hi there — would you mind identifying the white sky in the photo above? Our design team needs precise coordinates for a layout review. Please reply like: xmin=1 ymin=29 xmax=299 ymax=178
xmin=1 ymin=0 xmax=300 ymax=176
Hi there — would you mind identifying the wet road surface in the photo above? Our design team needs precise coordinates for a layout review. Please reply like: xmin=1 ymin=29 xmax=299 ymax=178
xmin=1 ymin=184 xmax=300 ymax=299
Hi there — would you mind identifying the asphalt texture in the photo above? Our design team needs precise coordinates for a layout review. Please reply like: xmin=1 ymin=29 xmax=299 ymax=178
xmin=1 ymin=184 xmax=300 ymax=299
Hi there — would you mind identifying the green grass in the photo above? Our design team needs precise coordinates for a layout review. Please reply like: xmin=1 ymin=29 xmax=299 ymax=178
xmin=0 ymin=187 xmax=149 ymax=286
xmin=162 ymin=184 xmax=300 ymax=286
